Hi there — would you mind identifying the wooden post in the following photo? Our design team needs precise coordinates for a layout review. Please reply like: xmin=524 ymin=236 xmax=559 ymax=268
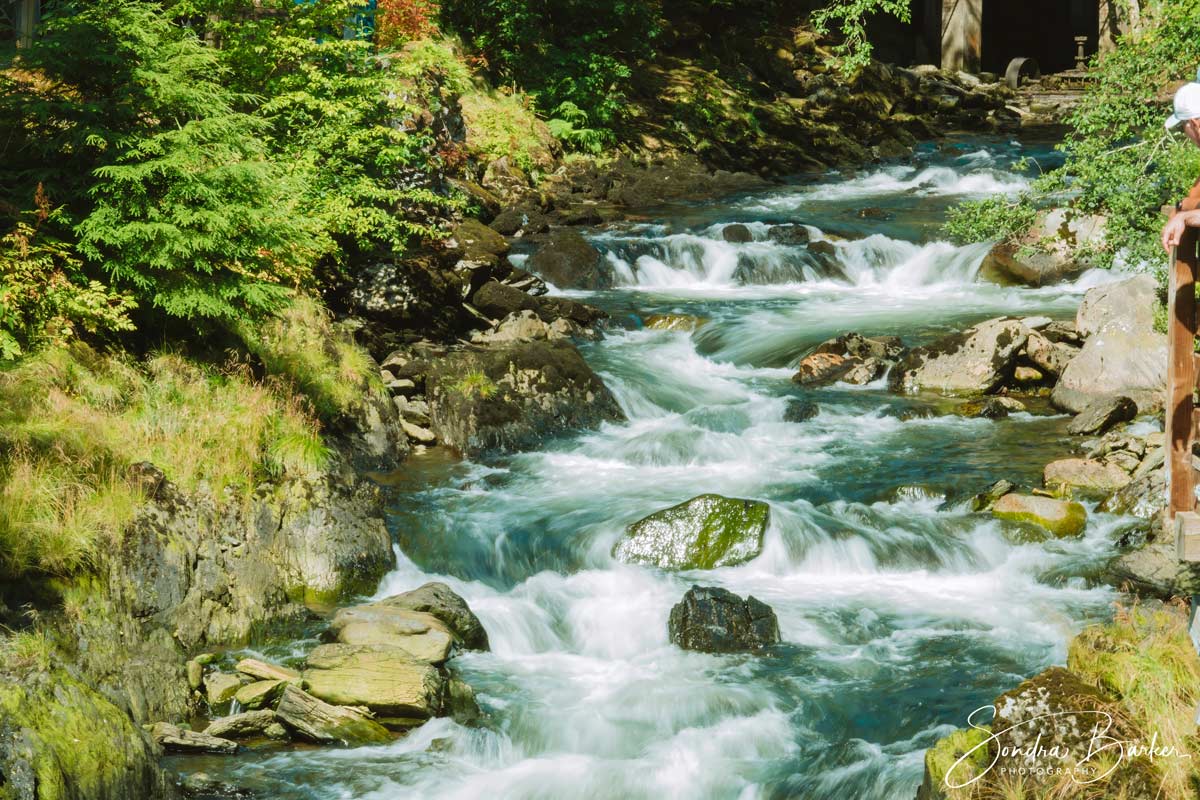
xmin=15 ymin=0 xmax=38 ymax=49
xmin=941 ymin=0 xmax=982 ymax=73
xmin=1168 ymin=225 xmax=1200 ymax=558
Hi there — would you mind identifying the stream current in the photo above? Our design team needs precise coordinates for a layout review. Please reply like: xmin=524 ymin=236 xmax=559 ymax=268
xmin=188 ymin=137 xmax=1145 ymax=799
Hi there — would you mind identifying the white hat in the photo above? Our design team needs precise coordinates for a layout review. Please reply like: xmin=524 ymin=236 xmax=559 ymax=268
xmin=1167 ymin=80 xmax=1200 ymax=129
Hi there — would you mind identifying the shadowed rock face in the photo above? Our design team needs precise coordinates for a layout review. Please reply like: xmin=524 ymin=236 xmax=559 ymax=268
xmin=668 ymin=586 xmax=780 ymax=653
xmin=612 ymin=494 xmax=769 ymax=570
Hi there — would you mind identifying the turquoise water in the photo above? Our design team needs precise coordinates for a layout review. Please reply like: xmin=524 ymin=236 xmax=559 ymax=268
xmin=185 ymin=138 xmax=1141 ymax=799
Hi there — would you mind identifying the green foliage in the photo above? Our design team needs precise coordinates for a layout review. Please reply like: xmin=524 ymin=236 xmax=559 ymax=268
xmin=811 ymin=0 xmax=912 ymax=76
xmin=0 ymin=344 xmax=329 ymax=579
xmin=452 ymin=369 xmax=497 ymax=398
xmin=238 ymin=295 xmax=383 ymax=421
xmin=439 ymin=0 xmax=661 ymax=139
xmin=176 ymin=0 xmax=462 ymax=265
xmin=2 ymin=0 xmax=328 ymax=327
xmin=0 ymin=201 xmax=135 ymax=360
xmin=546 ymin=102 xmax=606 ymax=154
xmin=943 ymin=0 xmax=1200 ymax=279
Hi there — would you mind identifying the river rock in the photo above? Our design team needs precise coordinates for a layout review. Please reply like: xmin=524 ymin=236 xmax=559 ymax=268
xmin=471 ymin=310 xmax=577 ymax=345
xmin=490 ymin=206 xmax=550 ymax=237
xmin=236 ymin=658 xmax=300 ymax=684
xmin=234 ymin=679 xmax=285 ymax=711
xmin=1023 ymin=330 xmax=1076 ymax=376
xmin=991 ymin=493 xmax=1087 ymax=537
xmin=956 ymin=397 xmax=1024 ymax=419
xmin=525 ymin=229 xmax=612 ymax=290
xmin=1066 ymin=396 xmax=1136 ymax=436
xmin=204 ymin=710 xmax=277 ymax=739
xmin=890 ymin=317 xmax=1028 ymax=395
xmin=970 ymin=478 xmax=1015 ymax=511
xmin=275 ymin=685 xmax=391 ymax=746
xmin=345 ymin=252 xmax=473 ymax=336
xmin=812 ymin=331 xmax=904 ymax=362
xmin=978 ymin=242 xmax=1084 ymax=287
xmin=767 ymin=224 xmax=810 ymax=245
xmin=1104 ymin=540 xmax=1200 ymax=598
xmin=424 ymin=340 xmax=625 ymax=456
xmin=668 ymin=586 xmax=781 ymax=653
xmin=302 ymin=644 xmax=444 ymax=720
xmin=1097 ymin=451 xmax=1166 ymax=520
xmin=612 ymin=494 xmax=770 ymax=570
xmin=1043 ymin=458 xmax=1131 ymax=496
xmin=783 ymin=398 xmax=819 ymax=422
xmin=1052 ymin=276 xmax=1167 ymax=414
xmin=791 ymin=352 xmax=857 ymax=387
xmin=369 ymin=582 xmax=490 ymax=651
xmin=452 ymin=218 xmax=509 ymax=267
xmin=205 ymin=672 xmax=242 ymax=708
xmin=151 ymin=722 xmax=238 ymax=756
xmin=722 ymin=223 xmax=753 ymax=243
xmin=325 ymin=605 xmax=454 ymax=664
xmin=989 ymin=667 xmax=1123 ymax=772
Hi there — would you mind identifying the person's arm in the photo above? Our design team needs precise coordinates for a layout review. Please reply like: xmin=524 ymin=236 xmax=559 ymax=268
xmin=1181 ymin=178 xmax=1200 ymax=212
xmin=1162 ymin=208 xmax=1200 ymax=252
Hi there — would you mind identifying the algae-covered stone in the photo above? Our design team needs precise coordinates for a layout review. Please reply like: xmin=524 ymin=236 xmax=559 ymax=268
xmin=204 ymin=672 xmax=242 ymax=708
xmin=612 ymin=494 xmax=769 ymax=570
xmin=992 ymin=493 xmax=1087 ymax=538
xmin=916 ymin=725 xmax=991 ymax=800
xmin=275 ymin=685 xmax=391 ymax=746
xmin=235 ymin=679 xmax=284 ymax=710
xmin=302 ymin=643 xmax=444 ymax=719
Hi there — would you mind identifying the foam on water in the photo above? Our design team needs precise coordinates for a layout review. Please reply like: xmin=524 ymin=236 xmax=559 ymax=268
xmin=188 ymin=140 xmax=1134 ymax=800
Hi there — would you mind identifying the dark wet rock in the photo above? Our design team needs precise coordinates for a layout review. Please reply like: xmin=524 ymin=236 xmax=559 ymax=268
xmin=345 ymin=252 xmax=473 ymax=336
xmin=722 ymin=223 xmax=753 ymax=243
xmin=890 ymin=317 xmax=1028 ymax=395
xmin=970 ymin=479 xmax=1015 ymax=512
xmin=469 ymin=281 xmax=605 ymax=330
xmin=603 ymin=157 xmax=767 ymax=208
xmin=275 ymin=684 xmax=392 ymax=746
xmin=1066 ymin=396 xmax=1137 ymax=436
xmin=955 ymin=397 xmax=1023 ymax=419
xmin=501 ymin=267 xmax=548 ymax=296
xmin=302 ymin=644 xmax=443 ymax=721
xmin=856 ymin=206 xmax=893 ymax=221
xmin=668 ymin=586 xmax=780 ymax=653
xmin=489 ymin=206 xmax=550 ymax=237
xmin=151 ymin=722 xmax=238 ymax=755
xmin=0 ymin=673 xmax=180 ymax=800
xmin=1052 ymin=276 xmax=1166 ymax=414
xmin=807 ymin=240 xmax=838 ymax=259
xmin=525 ymin=229 xmax=612 ymax=290
xmin=783 ymin=398 xmax=819 ymax=423
xmin=179 ymin=772 xmax=254 ymax=799
xmin=612 ymin=494 xmax=769 ymax=570
xmin=445 ymin=676 xmax=483 ymax=727
xmin=203 ymin=710 xmax=277 ymax=740
xmin=452 ymin=218 xmax=509 ymax=267
xmin=423 ymin=340 xmax=624 ymax=456
xmin=766 ymin=224 xmax=810 ymax=245
xmin=991 ymin=494 xmax=1087 ymax=538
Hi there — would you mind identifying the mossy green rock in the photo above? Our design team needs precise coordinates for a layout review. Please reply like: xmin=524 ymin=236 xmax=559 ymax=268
xmin=234 ymin=679 xmax=284 ymax=710
xmin=612 ymin=494 xmax=769 ymax=570
xmin=917 ymin=725 xmax=991 ymax=800
xmin=992 ymin=493 xmax=1087 ymax=538
xmin=0 ymin=672 xmax=178 ymax=799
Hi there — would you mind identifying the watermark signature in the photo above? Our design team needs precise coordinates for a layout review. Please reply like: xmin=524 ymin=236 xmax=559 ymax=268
xmin=943 ymin=705 xmax=1191 ymax=789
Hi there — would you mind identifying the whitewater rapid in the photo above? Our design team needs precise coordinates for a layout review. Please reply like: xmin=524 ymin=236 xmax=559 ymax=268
xmin=188 ymin=138 xmax=1138 ymax=800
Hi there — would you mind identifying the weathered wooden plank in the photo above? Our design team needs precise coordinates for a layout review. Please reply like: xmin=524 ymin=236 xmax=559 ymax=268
xmin=1177 ymin=512 xmax=1200 ymax=562
xmin=1167 ymin=230 xmax=1199 ymax=528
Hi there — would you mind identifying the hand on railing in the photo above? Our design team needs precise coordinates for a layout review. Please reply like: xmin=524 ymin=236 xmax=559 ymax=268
xmin=1162 ymin=210 xmax=1200 ymax=253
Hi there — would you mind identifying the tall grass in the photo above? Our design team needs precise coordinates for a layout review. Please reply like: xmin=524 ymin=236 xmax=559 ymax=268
xmin=0 ymin=341 xmax=330 ymax=579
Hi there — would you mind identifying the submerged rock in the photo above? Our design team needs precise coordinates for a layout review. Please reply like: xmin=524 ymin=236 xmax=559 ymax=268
xmin=668 ymin=586 xmax=780 ymax=653
xmin=275 ymin=685 xmax=391 ymax=746
xmin=644 ymin=313 xmax=707 ymax=331
xmin=991 ymin=493 xmax=1087 ymax=538
xmin=955 ymin=397 xmax=1024 ymax=419
xmin=890 ymin=317 xmax=1028 ymax=395
xmin=783 ymin=397 xmax=819 ymax=422
xmin=722 ymin=223 xmax=753 ymax=243
xmin=612 ymin=494 xmax=769 ymax=570
xmin=302 ymin=644 xmax=444 ymax=721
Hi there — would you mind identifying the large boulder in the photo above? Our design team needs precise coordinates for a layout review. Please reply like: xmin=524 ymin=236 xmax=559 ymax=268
xmin=424 ymin=340 xmax=625 ymax=456
xmin=302 ymin=644 xmax=444 ymax=722
xmin=452 ymin=218 xmax=509 ymax=267
xmin=469 ymin=280 xmax=605 ymax=329
xmin=1052 ymin=276 xmax=1167 ymax=414
xmin=612 ymin=494 xmax=770 ymax=570
xmin=345 ymin=252 xmax=473 ymax=336
xmin=991 ymin=493 xmax=1087 ymax=538
xmin=890 ymin=318 xmax=1028 ymax=394
xmin=525 ymin=230 xmax=613 ymax=290
xmin=324 ymin=583 xmax=488 ymax=662
xmin=668 ymin=586 xmax=780 ymax=653
xmin=977 ymin=208 xmax=1104 ymax=287
xmin=1105 ymin=540 xmax=1200 ymax=598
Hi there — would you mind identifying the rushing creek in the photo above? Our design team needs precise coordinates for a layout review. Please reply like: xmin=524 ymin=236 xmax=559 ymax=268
xmin=182 ymin=137 xmax=1146 ymax=799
